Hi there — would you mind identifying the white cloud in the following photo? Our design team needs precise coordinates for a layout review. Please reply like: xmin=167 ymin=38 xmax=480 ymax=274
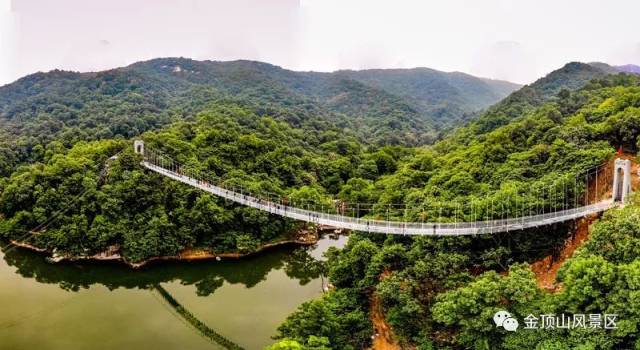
xmin=471 ymin=41 xmax=536 ymax=84
xmin=1 ymin=0 xmax=639 ymax=85
xmin=0 ymin=0 xmax=17 ymax=85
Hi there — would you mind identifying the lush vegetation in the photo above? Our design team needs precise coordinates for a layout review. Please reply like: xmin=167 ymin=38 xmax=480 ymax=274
xmin=271 ymin=73 xmax=640 ymax=349
xmin=426 ymin=196 xmax=640 ymax=349
xmin=1 ymin=58 xmax=639 ymax=349
xmin=0 ymin=103 xmax=362 ymax=262
xmin=0 ymin=57 xmax=519 ymax=157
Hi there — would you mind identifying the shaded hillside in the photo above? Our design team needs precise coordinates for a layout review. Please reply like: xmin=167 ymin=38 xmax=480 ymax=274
xmin=0 ymin=59 xmax=627 ymax=181
xmin=0 ymin=57 xmax=520 ymax=151
xmin=462 ymin=62 xmax=620 ymax=136
xmin=272 ymin=71 xmax=640 ymax=350
xmin=616 ymin=64 xmax=640 ymax=74
xmin=335 ymin=68 xmax=520 ymax=126
xmin=126 ymin=58 xmax=520 ymax=144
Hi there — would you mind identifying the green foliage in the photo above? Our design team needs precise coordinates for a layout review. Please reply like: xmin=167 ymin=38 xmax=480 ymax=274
xmin=577 ymin=196 xmax=640 ymax=264
xmin=0 ymin=57 xmax=520 ymax=168
xmin=2 ymin=58 xmax=640 ymax=349
xmin=431 ymin=264 xmax=542 ymax=348
xmin=266 ymin=336 xmax=331 ymax=350
xmin=267 ymin=339 xmax=306 ymax=350
xmin=327 ymin=236 xmax=379 ymax=289
xmin=0 ymin=103 xmax=366 ymax=261
xmin=275 ymin=289 xmax=371 ymax=350
xmin=274 ymin=71 xmax=640 ymax=349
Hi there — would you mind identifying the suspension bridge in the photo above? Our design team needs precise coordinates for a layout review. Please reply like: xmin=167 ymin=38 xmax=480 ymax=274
xmin=135 ymin=141 xmax=634 ymax=236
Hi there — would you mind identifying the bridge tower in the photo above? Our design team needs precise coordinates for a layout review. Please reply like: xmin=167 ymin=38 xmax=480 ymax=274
xmin=134 ymin=140 xmax=144 ymax=156
xmin=612 ymin=158 xmax=632 ymax=203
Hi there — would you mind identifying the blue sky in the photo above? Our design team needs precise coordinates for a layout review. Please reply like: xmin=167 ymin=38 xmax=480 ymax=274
xmin=1 ymin=0 xmax=639 ymax=85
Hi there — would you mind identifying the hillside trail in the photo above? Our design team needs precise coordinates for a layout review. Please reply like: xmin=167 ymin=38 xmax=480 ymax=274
xmin=370 ymin=271 xmax=403 ymax=350
xmin=531 ymin=154 xmax=638 ymax=291
xmin=368 ymin=154 xmax=639 ymax=347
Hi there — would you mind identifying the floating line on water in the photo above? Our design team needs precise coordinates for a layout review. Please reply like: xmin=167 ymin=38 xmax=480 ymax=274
xmin=151 ymin=284 xmax=245 ymax=350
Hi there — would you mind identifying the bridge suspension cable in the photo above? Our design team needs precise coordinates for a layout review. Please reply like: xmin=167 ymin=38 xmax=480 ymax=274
xmin=137 ymin=142 xmax=620 ymax=236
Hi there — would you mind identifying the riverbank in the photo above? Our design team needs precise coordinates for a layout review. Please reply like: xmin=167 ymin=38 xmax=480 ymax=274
xmin=0 ymin=229 xmax=347 ymax=350
xmin=8 ymin=228 xmax=322 ymax=269
xmin=129 ymin=237 xmax=318 ymax=268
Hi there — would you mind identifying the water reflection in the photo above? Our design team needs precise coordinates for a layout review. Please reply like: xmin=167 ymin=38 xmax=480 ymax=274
xmin=1 ymin=243 xmax=326 ymax=295
xmin=0 ymin=235 xmax=347 ymax=349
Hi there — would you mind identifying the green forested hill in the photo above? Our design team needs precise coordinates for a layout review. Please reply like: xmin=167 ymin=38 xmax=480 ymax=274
xmin=0 ymin=57 xmax=520 ymax=149
xmin=337 ymin=68 xmax=517 ymax=125
xmin=1 ymin=60 xmax=623 ymax=264
xmin=126 ymin=58 xmax=521 ymax=131
xmin=1 ymin=57 xmax=639 ymax=350
xmin=0 ymin=109 xmax=345 ymax=262
xmin=0 ymin=58 xmax=520 ymax=178
xmin=270 ymin=73 xmax=640 ymax=349
xmin=1 ymin=59 xmax=616 ymax=158
xmin=460 ymin=62 xmax=617 ymax=136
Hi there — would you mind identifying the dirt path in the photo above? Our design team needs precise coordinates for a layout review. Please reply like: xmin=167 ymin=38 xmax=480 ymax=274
xmin=369 ymin=272 xmax=401 ymax=350
xmin=530 ymin=214 xmax=598 ymax=291
xmin=370 ymin=294 xmax=401 ymax=350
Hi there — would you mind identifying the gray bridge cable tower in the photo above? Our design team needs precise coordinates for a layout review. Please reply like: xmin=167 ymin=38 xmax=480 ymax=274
xmin=612 ymin=158 xmax=632 ymax=203
xmin=134 ymin=140 xmax=145 ymax=156
xmin=134 ymin=141 xmax=628 ymax=236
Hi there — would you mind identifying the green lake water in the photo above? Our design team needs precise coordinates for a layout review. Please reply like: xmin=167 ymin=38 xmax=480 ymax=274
xmin=0 ymin=235 xmax=348 ymax=350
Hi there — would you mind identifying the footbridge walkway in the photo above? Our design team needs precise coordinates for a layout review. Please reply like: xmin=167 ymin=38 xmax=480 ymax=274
xmin=135 ymin=141 xmax=632 ymax=236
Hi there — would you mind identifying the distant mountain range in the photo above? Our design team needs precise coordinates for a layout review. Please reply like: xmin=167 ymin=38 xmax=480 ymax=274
xmin=616 ymin=64 xmax=640 ymax=74
xmin=0 ymin=58 xmax=520 ymax=146
xmin=464 ymin=61 xmax=637 ymax=135
xmin=125 ymin=58 xmax=524 ymax=144
xmin=0 ymin=58 xmax=636 ymax=148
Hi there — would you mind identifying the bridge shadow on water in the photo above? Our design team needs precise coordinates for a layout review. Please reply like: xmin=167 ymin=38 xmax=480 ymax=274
xmin=1 ymin=225 xmax=574 ymax=348
xmin=151 ymin=283 xmax=246 ymax=350
xmin=1 ymin=243 xmax=327 ymax=349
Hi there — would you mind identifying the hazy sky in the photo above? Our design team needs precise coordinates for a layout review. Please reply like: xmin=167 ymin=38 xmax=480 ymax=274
xmin=1 ymin=0 xmax=639 ymax=86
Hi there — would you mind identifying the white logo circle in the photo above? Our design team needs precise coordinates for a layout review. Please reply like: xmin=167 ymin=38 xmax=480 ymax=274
xmin=494 ymin=310 xmax=519 ymax=331
xmin=503 ymin=317 xmax=519 ymax=331
xmin=493 ymin=310 xmax=511 ymax=327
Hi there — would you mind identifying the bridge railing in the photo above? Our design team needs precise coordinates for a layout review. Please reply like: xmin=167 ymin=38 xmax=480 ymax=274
xmin=140 ymin=150 xmax=615 ymax=236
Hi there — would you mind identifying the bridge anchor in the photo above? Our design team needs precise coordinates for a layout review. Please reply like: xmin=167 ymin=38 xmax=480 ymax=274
xmin=612 ymin=158 xmax=632 ymax=203
xmin=134 ymin=140 xmax=144 ymax=155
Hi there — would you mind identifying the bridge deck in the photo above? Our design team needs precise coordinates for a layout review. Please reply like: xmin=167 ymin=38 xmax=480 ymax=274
xmin=142 ymin=161 xmax=615 ymax=236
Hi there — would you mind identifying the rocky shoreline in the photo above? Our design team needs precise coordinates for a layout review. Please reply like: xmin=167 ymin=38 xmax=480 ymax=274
xmin=9 ymin=230 xmax=321 ymax=269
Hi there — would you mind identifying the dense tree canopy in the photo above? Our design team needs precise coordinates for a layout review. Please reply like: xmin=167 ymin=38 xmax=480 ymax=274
xmin=274 ymin=73 xmax=640 ymax=349
xmin=0 ymin=58 xmax=639 ymax=349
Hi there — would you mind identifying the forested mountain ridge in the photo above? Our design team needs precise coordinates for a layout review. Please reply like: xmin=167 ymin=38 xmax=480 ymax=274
xmin=331 ymin=68 xmax=519 ymax=125
xmin=1 ymin=57 xmax=640 ymax=350
xmin=615 ymin=64 xmax=640 ymax=74
xmin=126 ymin=58 xmax=522 ymax=144
xmin=270 ymin=73 xmax=640 ymax=349
xmin=126 ymin=58 xmax=521 ymax=125
xmin=5 ymin=58 xmax=631 ymax=162
xmin=0 ymin=57 xmax=520 ymax=149
xmin=454 ymin=61 xmax=624 ymax=138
